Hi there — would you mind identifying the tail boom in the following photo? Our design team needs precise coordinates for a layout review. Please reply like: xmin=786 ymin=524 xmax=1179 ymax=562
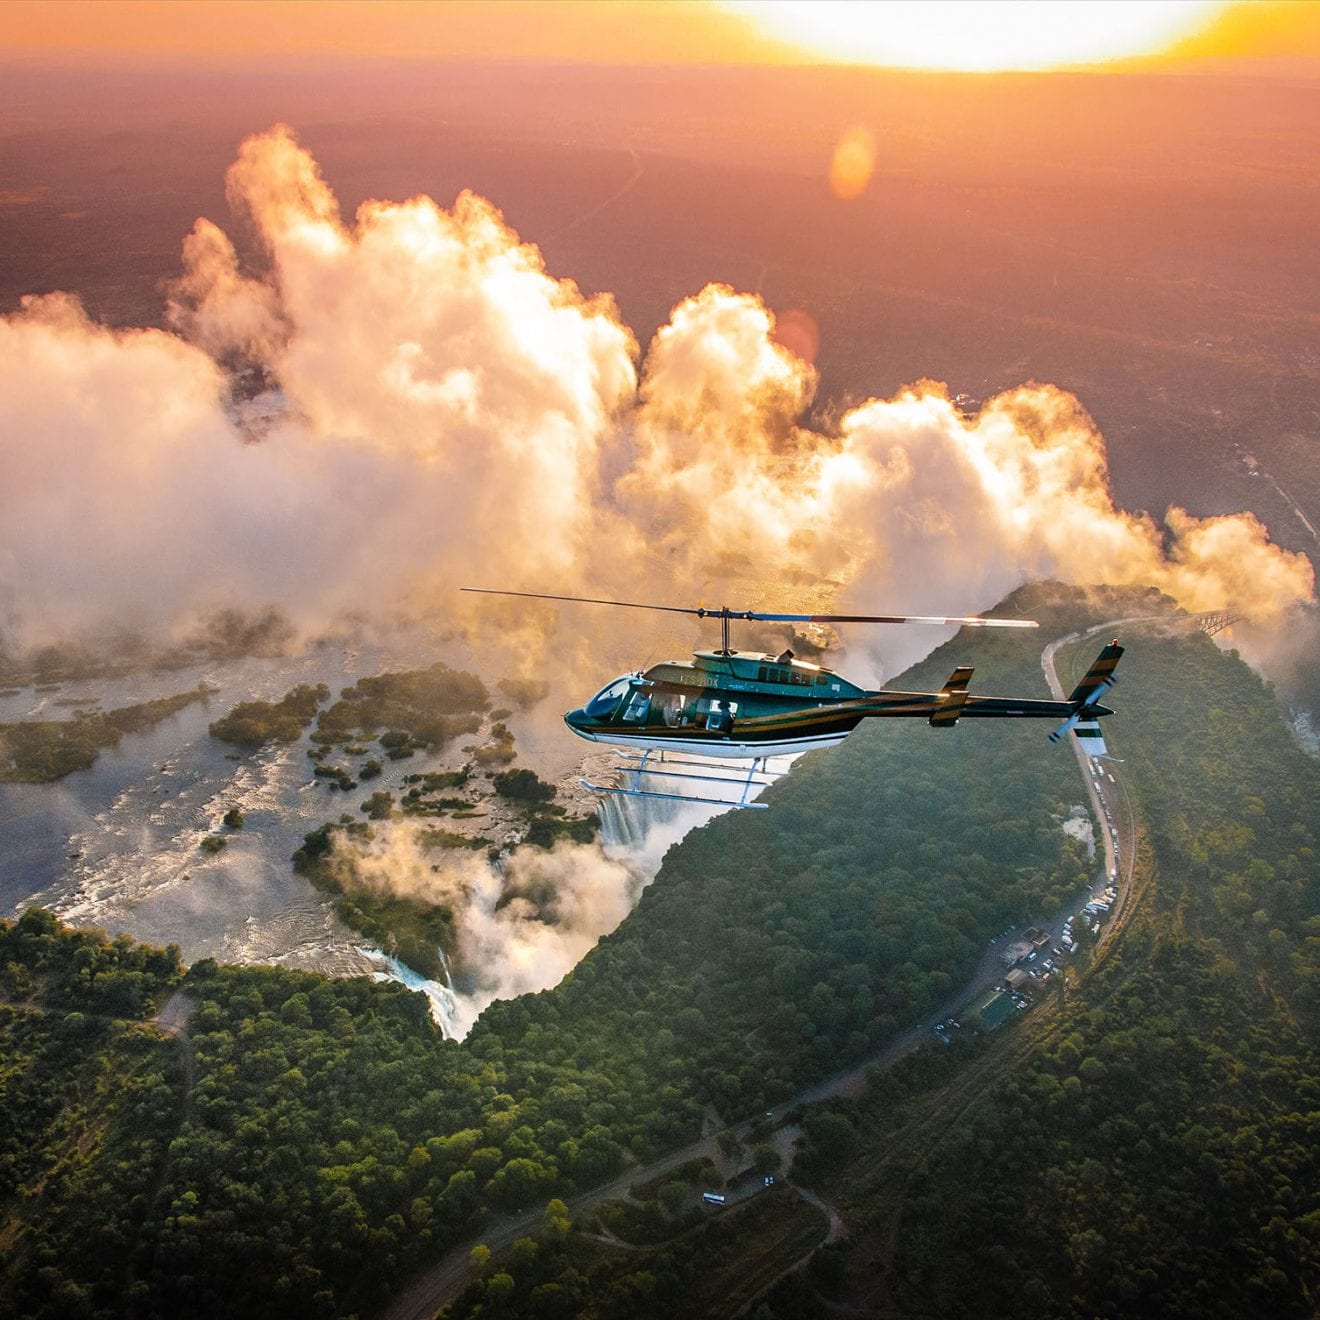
xmin=865 ymin=638 xmax=1123 ymax=756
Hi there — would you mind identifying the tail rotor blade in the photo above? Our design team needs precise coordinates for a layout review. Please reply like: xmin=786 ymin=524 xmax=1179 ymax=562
xmin=1049 ymin=713 xmax=1080 ymax=744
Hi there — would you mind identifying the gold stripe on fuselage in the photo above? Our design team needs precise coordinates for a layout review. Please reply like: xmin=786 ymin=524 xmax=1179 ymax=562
xmin=733 ymin=695 xmax=936 ymax=733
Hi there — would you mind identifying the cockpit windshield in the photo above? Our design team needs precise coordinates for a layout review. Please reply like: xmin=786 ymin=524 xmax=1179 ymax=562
xmin=584 ymin=676 xmax=632 ymax=719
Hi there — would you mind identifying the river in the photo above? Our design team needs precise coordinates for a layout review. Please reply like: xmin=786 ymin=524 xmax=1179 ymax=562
xmin=0 ymin=633 xmax=763 ymax=1032
xmin=2 ymin=634 xmax=567 ymax=971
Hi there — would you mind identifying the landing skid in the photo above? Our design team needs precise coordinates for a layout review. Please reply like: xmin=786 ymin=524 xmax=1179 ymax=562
xmin=580 ymin=748 xmax=787 ymax=810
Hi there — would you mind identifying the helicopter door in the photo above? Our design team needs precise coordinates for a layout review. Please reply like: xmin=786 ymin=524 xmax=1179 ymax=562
xmin=621 ymin=689 xmax=651 ymax=724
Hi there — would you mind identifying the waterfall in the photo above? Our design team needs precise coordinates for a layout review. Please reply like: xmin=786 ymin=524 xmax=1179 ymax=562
xmin=366 ymin=947 xmax=465 ymax=1040
xmin=597 ymin=752 xmax=796 ymax=854
xmin=596 ymin=753 xmax=798 ymax=872
xmin=1289 ymin=709 xmax=1320 ymax=759
xmin=598 ymin=790 xmax=687 ymax=853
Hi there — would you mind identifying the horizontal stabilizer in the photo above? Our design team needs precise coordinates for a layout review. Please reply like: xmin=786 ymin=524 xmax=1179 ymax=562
xmin=1071 ymin=719 xmax=1108 ymax=757
xmin=930 ymin=665 xmax=974 ymax=727
xmin=941 ymin=665 xmax=975 ymax=694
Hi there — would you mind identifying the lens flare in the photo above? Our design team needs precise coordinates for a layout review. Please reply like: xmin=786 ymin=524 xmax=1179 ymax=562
xmin=829 ymin=127 xmax=876 ymax=200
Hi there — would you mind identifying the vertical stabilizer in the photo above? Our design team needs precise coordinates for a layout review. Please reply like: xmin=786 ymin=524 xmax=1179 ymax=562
xmin=1067 ymin=640 xmax=1123 ymax=706
xmin=1072 ymin=717 xmax=1108 ymax=757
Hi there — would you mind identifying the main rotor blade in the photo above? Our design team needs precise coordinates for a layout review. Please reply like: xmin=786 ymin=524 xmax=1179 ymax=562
xmin=748 ymin=611 xmax=1039 ymax=629
xmin=461 ymin=587 xmax=702 ymax=617
xmin=462 ymin=588 xmax=1038 ymax=628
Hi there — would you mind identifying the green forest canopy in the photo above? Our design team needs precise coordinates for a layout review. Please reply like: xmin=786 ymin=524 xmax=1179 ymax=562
xmin=1 ymin=584 xmax=1315 ymax=1320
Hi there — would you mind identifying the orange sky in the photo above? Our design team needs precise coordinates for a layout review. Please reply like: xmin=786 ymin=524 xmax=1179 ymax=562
xmin=1 ymin=0 xmax=1319 ymax=69
xmin=0 ymin=1 xmax=796 ymax=62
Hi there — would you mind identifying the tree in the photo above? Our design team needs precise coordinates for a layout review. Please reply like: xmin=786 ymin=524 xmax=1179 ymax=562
xmin=485 ymin=1271 xmax=515 ymax=1303
xmin=544 ymin=1198 xmax=570 ymax=1241
xmin=803 ymin=1110 xmax=855 ymax=1165
xmin=493 ymin=769 xmax=556 ymax=804
xmin=360 ymin=791 xmax=394 ymax=820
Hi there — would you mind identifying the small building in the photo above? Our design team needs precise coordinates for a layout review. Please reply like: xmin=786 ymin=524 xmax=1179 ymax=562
xmin=1025 ymin=926 xmax=1050 ymax=949
xmin=1003 ymin=967 xmax=1033 ymax=992
xmin=999 ymin=940 xmax=1034 ymax=967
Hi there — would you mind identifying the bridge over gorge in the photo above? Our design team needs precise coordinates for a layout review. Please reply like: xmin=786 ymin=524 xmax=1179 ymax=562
xmin=1194 ymin=611 xmax=1244 ymax=637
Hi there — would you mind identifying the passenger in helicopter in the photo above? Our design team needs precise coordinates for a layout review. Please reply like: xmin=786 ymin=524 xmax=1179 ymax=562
xmin=708 ymin=700 xmax=734 ymax=734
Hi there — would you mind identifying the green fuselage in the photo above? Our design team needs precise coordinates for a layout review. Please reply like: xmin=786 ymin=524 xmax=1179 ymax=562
xmin=565 ymin=649 xmax=1098 ymax=758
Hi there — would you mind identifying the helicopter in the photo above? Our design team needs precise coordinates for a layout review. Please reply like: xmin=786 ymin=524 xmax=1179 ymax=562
xmin=462 ymin=588 xmax=1123 ymax=809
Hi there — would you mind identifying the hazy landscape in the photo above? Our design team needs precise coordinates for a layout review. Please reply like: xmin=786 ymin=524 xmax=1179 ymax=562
xmin=1 ymin=12 xmax=1317 ymax=1319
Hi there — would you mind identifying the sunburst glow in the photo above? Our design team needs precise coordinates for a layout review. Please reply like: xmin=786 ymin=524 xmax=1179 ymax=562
xmin=723 ymin=0 xmax=1228 ymax=72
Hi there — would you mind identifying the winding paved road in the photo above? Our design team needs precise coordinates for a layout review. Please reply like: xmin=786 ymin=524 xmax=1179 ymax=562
xmin=1041 ymin=618 xmax=1153 ymax=929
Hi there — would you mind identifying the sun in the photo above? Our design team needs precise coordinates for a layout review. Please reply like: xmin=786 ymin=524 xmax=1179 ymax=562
xmin=722 ymin=0 xmax=1228 ymax=72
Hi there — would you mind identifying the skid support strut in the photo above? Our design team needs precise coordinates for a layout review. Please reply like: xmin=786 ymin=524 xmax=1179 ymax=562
xmin=579 ymin=747 xmax=783 ymax=810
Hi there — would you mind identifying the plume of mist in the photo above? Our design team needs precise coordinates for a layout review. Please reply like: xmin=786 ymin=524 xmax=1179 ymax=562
xmin=167 ymin=218 xmax=288 ymax=367
xmin=0 ymin=291 xmax=466 ymax=651
xmin=1 ymin=122 xmax=1313 ymax=688
xmin=330 ymin=823 xmax=645 ymax=1038
xmin=184 ymin=125 xmax=638 ymax=587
